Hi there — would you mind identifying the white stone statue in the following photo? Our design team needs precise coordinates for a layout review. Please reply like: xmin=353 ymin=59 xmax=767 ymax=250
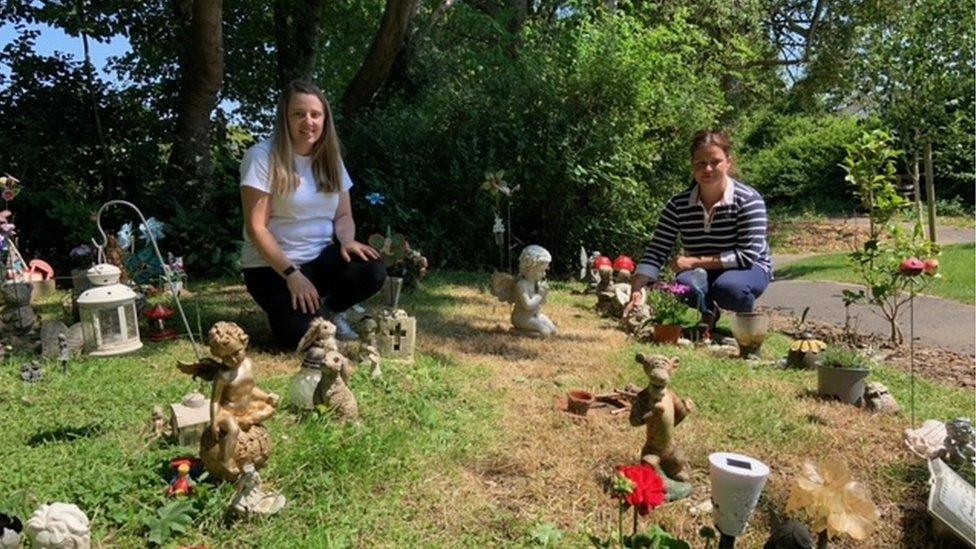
xmin=230 ymin=464 xmax=286 ymax=516
xmin=25 ymin=503 xmax=90 ymax=549
xmin=491 ymin=245 xmax=558 ymax=338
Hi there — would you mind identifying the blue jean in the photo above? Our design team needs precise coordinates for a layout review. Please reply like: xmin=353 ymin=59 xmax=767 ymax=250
xmin=675 ymin=265 xmax=771 ymax=317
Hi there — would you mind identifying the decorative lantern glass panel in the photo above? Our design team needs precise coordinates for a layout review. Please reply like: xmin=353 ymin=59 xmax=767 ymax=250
xmin=77 ymin=264 xmax=142 ymax=356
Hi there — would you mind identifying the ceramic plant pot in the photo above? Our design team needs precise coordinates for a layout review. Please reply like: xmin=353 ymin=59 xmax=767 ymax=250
xmin=653 ymin=324 xmax=682 ymax=344
xmin=566 ymin=390 xmax=594 ymax=416
xmin=817 ymin=364 xmax=870 ymax=405
xmin=730 ymin=312 xmax=768 ymax=358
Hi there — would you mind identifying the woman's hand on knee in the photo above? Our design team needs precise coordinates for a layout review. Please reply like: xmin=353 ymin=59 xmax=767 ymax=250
xmin=286 ymin=271 xmax=320 ymax=314
xmin=340 ymin=240 xmax=381 ymax=262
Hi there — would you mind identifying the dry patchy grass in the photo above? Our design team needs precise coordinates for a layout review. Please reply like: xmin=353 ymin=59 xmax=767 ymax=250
xmin=398 ymin=276 xmax=968 ymax=548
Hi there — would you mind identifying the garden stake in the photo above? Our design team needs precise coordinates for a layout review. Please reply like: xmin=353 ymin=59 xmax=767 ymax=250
xmin=909 ymin=280 xmax=916 ymax=428
xmin=94 ymin=200 xmax=201 ymax=361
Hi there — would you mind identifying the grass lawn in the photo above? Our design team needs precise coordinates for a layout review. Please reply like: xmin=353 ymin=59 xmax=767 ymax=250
xmin=2 ymin=274 xmax=971 ymax=547
xmin=777 ymin=243 xmax=976 ymax=304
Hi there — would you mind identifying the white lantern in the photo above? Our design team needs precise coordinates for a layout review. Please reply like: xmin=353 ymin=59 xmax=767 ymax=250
xmin=77 ymin=264 xmax=142 ymax=356
xmin=709 ymin=452 xmax=770 ymax=537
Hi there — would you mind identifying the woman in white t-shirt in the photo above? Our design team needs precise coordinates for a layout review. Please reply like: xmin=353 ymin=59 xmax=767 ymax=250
xmin=240 ymin=80 xmax=386 ymax=349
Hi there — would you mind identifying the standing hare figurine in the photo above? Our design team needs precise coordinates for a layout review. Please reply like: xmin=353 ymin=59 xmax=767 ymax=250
xmin=629 ymin=353 xmax=695 ymax=483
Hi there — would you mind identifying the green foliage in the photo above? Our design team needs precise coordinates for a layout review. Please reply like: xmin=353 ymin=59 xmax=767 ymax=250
xmin=142 ymin=500 xmax=195 ymax=546
xmin=346 ymin=10 xmax=726 ymax=272
xmin=647 ymin=289 xmax=699 ymax=328
xmin=530 ymin=522 xmax=566 ymax=546
xmin=819 ymin=348 xmax=872 ymax=370
xmin=738 ymin=111 xmax=865 ymax=212
xmin=842 ymin=130 xmax=938 ymax=343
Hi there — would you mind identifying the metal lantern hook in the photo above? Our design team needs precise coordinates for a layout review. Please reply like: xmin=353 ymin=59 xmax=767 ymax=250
xmin=93 ymin=200 xmax=202 ymax=360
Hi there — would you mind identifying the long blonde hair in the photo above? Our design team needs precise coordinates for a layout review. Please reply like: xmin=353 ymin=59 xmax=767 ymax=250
xmin=269 ymin=80 xmax=343 ymax=195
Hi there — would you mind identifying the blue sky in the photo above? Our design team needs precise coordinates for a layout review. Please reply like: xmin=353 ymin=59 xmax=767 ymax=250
xmin=0 ymin=21 xmax=131 ymax=81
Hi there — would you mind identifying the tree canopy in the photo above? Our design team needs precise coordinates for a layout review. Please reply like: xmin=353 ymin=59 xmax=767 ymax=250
xmin=0 ymin=0 xmax=972 ymax=274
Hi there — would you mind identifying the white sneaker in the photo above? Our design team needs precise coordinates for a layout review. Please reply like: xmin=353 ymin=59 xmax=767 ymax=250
xmin=330 ymin=312 xmax=359 ymax=341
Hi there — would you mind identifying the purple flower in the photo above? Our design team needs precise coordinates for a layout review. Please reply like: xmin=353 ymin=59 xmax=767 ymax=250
xmin=664 ymin=282 xmax=691 ymax=297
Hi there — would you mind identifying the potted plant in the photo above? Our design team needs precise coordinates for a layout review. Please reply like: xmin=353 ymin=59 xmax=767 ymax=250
xmin=817 ymin=348 xmax=872 ymax=405
xmin=646 ymin=283 xmax=698 ymax=344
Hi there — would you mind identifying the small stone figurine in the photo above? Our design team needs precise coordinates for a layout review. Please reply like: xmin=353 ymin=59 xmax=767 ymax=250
xmin=942 ymin=418 xmax=975 ymax=482
xmin=298 ymin=319 xmax=358 ymax=421
xmin=57 ymin=333 xmax=69 ymax=374
xmin=148 ymin=405 xmax=172 ymax=442
xmin=230 ymin=464 xmax=286 ymax=516
xmin=490 ymin=245 xmax=558 ymax=338
xmin=629 ymin=353 xmax=695 ymax=499
xmin=177 ymin=322 xmax=279 ymax=482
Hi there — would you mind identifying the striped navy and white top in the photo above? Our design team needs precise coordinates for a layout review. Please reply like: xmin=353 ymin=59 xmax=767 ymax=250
xmin=635 ymin=179 xmax=772 ymax=280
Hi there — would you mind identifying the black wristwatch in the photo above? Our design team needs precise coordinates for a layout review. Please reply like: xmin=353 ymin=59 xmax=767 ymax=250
xmin=283 ymin=265 xmax=298 ymax=277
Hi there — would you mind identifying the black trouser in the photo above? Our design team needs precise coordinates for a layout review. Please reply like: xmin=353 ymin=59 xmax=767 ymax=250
xmin=243 ymin=244 xmax=386 ymax=350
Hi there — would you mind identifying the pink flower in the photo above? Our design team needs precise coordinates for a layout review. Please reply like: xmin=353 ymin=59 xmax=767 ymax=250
xmin=1 ymin=189 xmax=15 ymax=201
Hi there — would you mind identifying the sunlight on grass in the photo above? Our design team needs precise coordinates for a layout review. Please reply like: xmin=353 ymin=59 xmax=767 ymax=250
xmin=777 ymin=243 xmax=975 ymax=304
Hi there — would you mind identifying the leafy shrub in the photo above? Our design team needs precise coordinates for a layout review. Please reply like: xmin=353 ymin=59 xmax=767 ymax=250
xmin=738 ymin=112 xmax=865 ymax=213
xmin=345 ymin=10 xmax=727 ymax=273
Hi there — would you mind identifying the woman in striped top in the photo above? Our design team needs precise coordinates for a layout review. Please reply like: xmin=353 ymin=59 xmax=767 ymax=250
xmin=626 ymin=131 xmax=772 ymax=326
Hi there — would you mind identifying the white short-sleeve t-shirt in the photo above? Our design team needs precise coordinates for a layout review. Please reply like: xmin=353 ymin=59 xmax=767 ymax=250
xmin=239 ymin=139 xmax=354 ymax=268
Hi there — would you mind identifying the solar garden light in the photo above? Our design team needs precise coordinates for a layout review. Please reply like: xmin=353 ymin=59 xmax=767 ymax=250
xmin=709 ymin=452 xmax=771 ymax=548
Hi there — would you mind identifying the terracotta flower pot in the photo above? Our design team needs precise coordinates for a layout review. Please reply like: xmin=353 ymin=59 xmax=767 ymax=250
xmin=817 ymin=364 xmax=870 ymax=405
xmin=566 ymin=390 xmax=594 ymax=416
xmin=653 ymin=324 xmax=682 ymax=344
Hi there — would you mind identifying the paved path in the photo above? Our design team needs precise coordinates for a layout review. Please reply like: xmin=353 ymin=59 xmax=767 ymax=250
xmin=761 ymin=279 xmax=976 ymax=355
xmin=762 ymin=219 xmax=975 ymax=354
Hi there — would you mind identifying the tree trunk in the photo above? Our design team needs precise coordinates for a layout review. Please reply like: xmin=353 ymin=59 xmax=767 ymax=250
xmin=924 ymin=140 xmax=937 ymax=243
xmin=911 ymin=151 xmax=922 ymax=224
xmin=169 ymin=0 xmax=224 ymax=186
xmin=341 ymin=0 xmax=421 ymax=120
xmin=274 ymin=0 xmax=328 ymax=89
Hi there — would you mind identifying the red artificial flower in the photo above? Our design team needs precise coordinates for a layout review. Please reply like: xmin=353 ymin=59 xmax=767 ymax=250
xmin=617 ymin=464 xmax=667 ymax=515
xmin=922 ymin=258 xmax=939 ymax=275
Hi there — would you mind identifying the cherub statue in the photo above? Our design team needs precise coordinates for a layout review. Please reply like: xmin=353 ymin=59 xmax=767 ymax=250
xmin=230 ymin=464 xmax=286 ymax=516
xmin=298 ymin=319 xmax=358 ymax=421
xmin=629 ymin=354 xmax=694 ymax=488
xmin=177 ymin=321 xmax=279 ymax=481
xmin=24 ymin=503 xmax=90 ymax=549
xmin=490 ymin=245 xmax=558 ymax=338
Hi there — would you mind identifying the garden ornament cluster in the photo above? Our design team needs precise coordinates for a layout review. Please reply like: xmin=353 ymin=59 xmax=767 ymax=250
xmin=628 ymin=353 xmax=694 ymax=499
xmin=490 ymin=245 xmax=558 ymax=338
xmin=24 ymin=503 xmax=90 ymax=549
xmin=177 ymin=322 xmax=279 ymax=482
xmin=297 ymin=318 xmax=358 ymax=421
xmin=942 ymin=418 xmax=975 ymax=483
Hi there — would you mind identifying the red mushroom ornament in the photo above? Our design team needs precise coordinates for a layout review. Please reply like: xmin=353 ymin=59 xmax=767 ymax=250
xmin=145 ymin=304 xmax=178 ymax=342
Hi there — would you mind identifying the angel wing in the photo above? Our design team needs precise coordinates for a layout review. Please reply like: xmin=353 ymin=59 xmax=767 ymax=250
xmin=176 ymin=357 xmax=225 ymax=381
xmin=490 ymin=271 xmax=518 ymax=304
xmin=579 ymin=246 xmax=587 ymax=280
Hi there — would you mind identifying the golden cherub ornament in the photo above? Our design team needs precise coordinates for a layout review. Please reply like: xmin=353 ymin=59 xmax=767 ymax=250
xmin=177 ymin=321 xmax=279 ymax=482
